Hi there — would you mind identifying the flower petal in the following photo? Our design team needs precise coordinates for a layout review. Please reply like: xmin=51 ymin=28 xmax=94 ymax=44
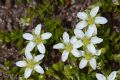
xmin=89 ymin=58 xmax=96 ymax=70
xmin=87 ymin=43 xmax=96 ymax=54
xmin=96 ymin=73 xmax=106 ymax=80
xmin=107 ymin=71 xmax=117 ymax=80
xmin=90 ymin=6 xmax=99 ymax=17
xmin=79 ymin=58 xmax=88 ymax=69
xmin=95 ymin=50 xmax=101 ymax=56
xmin=79 ymin=50 xmax=85 ymax=56
xmin=23 ymin=33 xmax=34 ymax=40
xmin=70 ymin=36 xmax=83 ymax=48
xmin=74 ymin=29 xmax=85 ymax=39
xmin=63 ymin=32 xmax=69 ymax=43
xmin=53 ymin=43 xmax=65 ymax=49
xmin=41 ymin=32 xmax=52 ymax=40
xmin=95 ymin=17 xmax=108 ymax=24
xmin=73 ymin=40 xmax=83 ymax=48
xmin=16 ymin=61 xmax=27 ymax=67
xmin=70 ymin=36 xmax=77 ymax=44
xmin=34 ymin=54 xmax=44 ymax=62
xmin=34 ymin=64 xmax=44 ymax=74
xmin=25 ymin=52 xmax=33 ymax=60
xmin=85 ymin=24 xmax=96 ymax=38
xmin=77 ymin=12 xmax=88 ymax=20
xmin=24 ymin=68 xmax=32 ymax=79
xmin=37 ymin=43 xmax=45 ymax=54
xmin=34 ymin=24 xmax=41 ymax=35
xmin=92 ymin=24 xmax=97 ymax=35
xmin=76 ymin=21 xmax=88 ymax=29
xmin=71 ymin=49 xmax=81 ymax=57
xmin=25 ymin=41 xmax=36 ymax=52
xmin=61 ymin=50 xmax=69 ymax=62
xmin=91 ymin=36 xmax=103 ymax=44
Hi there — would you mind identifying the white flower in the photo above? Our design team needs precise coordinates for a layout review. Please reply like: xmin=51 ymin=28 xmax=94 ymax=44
xmin=74 ymin=28 xmax=103 ymax=54
xmin=96 ymin=71 xmax=117 ymax=80
xmin=76 ymin=6 xmax=108 ymax=35
xmin=79 ymin=50 xmax=101 ymax=70
xmin=23 ymin=24 xmax=52 ymax=54
xmin=53 ymin=32 xmax=83 ymax=62
xmin=16 ymin=52 xmax=44 ymax=79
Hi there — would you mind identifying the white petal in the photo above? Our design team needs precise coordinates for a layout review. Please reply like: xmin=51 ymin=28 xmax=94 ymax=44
xmin=91 ymin=36 xmax=103 ymax=44
xmin=34 ymin=54 xmax=44 ymax=62
xmin=89 ymin=58 xmax=96 ymax=70
xmin=37 ymin=43 xmax=45 ymax=54
xmin=34 ymin=64 xmax=44 ymax=74
xmin=41 ymin=32 xmax=52 ymax=40
xmin=16 ymin=61 xmax=27 ymax=67
xmin=85 ymin=24 xmax=96 ymax=38
xmin=53 ymin=43 xmax=65 ymax=49
xmin=77 ymin=12 xmax=88 ymax=20
xmin=34 ymin=24 xmax=41 ymax=35
xmin=95 ymin=50 xmax=101 ymax=56
xmin=90 ymin=6 xmax=99 ymax=17
xmin=61 ymin=50 xmax=69 ymax=62
xmin=79 ymin=50 xmax=85 ymax=56
xmin=74 ymin=29 xmax=85 ymax=39
xmin=73 ymin=40 xmax=83 ymax=48
xmin=70 ymin=36 xmax=77 ymax=44
xmin=25 ymin=52 xmax=33 ymax=60
xmin=95 ymin=17 xmax=108 ymax=24
xmin=108 ymin=71 xmax=117 ymax=80
xmin=70 ymin=37 xmax=83 ymax=48
xmin=23 ymin=33 xmax=34 ymax=40
xmin=79 ymin=58 xmax=88 ymax=69
xmin=87 ymin=43 xmax=96 ymax=54
xmin=76 ymin=21 xmax=88 ymax=29
xmin=63 ymin=32 xmax=70 ymax=43
xmin=24 ymin=68 xmax=32 ymax=79
xmin=96 ymin=73 xmax=106 ymax=80
xmin=92 ymin=25 xmax=97 ymax=35
xmin=25 ymin=41 xmax=36 ymax=52
xmin=71 ymin=49 xmax=81 ymax=57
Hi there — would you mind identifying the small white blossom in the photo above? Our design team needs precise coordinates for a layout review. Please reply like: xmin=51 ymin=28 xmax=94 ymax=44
xmin=16 ymin=52 xmax=44 ymax=79
xmin=23 ymin=24 xmax=52 ymax=54
xmin=96 ymin=71 xmax=117 ymax=80
xmin=74 ymin=28 xmax=103 ymax=54
xmin=79 ymin=50 xmax=101 ymax=70
xmin=53 ymin=32 xmax=83 ymax=62
xmin=76 ymin=6 xmax=108 ymax=35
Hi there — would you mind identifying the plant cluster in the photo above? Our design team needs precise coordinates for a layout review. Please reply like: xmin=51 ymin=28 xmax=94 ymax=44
xmin=16 ymin=6 xmax=119 ymax=80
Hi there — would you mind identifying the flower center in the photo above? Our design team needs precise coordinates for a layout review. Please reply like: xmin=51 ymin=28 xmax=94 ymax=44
xmin=27 ymin=60 xmax=36 ymax=69
xmin=83 ymin=37 xmax=90 ymax=46
xmin=88 ymin=17 xmax=94 ymax=25
xmin=35 ymin=36 xmax=42 ymax=44
xmin=85 ymin=53 xmax=93 ymax=60
xmin=65 ymin=43 xmax=73 ymax=52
